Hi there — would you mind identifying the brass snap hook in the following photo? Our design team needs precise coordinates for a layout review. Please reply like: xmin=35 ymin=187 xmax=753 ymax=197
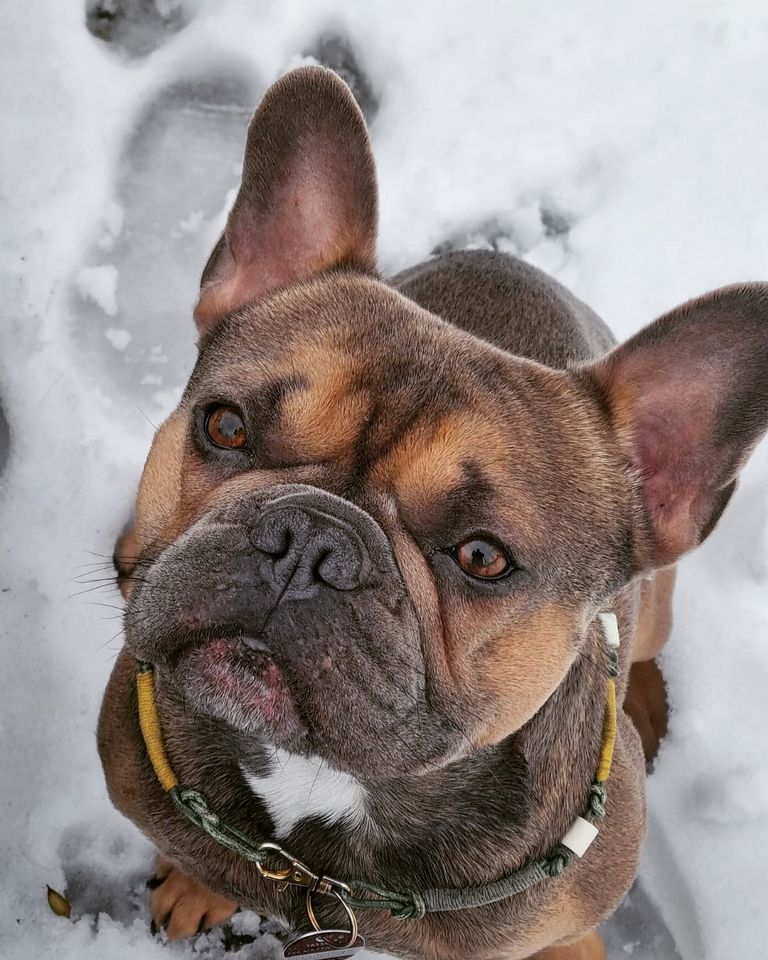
xmin=256 ymin=842 xmax=320 ymax=888
xmin=256 ymin=842 xmax=352 ymax=895
xmin=256 ymin=843 xmax=358 ymax=950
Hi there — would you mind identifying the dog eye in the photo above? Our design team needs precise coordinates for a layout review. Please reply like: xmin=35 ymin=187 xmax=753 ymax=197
xmin=205 ymin=406 xmax=248 ymax=450
xmin=453 ymin=537 xmax=513 ymax=580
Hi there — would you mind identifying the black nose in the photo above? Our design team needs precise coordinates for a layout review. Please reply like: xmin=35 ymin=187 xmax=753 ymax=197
xmin=250 ymin=500 xmax=375 ymax=595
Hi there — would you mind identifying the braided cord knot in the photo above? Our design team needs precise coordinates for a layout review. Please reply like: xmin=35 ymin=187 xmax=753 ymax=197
xmin=607 ymin=647 xmax=620 ymax=678
xmin=341 ymin=881 xmax=425 ymax=920
xmin=170 ymin=785 xmax=267 ymax=865
xmin=588 ymin=782 xmax=608 ymax=820
xmin=392 ymin=890 xmax=427 ymax=920
xmin=543 ymin=844 xmax=575 ymax=878
xmin=175 ymin=787 xmax=221 ymax=828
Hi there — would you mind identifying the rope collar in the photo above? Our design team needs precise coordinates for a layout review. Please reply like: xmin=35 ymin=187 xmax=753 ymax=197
xmin=135 ymin=612 xmax=620 ymax=923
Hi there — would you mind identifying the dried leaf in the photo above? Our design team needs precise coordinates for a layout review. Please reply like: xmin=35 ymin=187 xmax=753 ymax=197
xmin=46 ymin=886 xmax=71 ymax=919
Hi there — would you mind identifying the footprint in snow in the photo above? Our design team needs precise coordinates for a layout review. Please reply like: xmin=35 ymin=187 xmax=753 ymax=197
xmin=85 ymin=0 xmax=192 ymax=59
xmin=432 ymin=204 xmax=572 ymax=259
xmin=71 ymin=64 xmax=260 ymax=419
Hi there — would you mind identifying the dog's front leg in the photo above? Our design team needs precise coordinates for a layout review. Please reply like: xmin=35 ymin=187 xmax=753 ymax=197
xmin=149 ymin=855 xmax=238 ymax=939
xmin=530 ymin=929 xmax=605 ymax=960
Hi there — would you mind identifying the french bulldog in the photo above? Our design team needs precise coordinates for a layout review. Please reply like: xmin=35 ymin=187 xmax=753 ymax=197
xmin=98 ymin=65 xmax=768 ymax=960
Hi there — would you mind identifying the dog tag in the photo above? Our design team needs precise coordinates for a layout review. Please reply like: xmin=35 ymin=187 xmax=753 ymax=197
xmin=283 ymin=929 xmax=365 ymax=960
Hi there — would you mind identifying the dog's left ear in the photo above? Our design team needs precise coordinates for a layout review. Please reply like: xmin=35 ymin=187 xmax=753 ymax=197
xmin=582 ymin=284 xmax=768 ymax=571
xmin=194 ymin=66 xmax=377 ymax=332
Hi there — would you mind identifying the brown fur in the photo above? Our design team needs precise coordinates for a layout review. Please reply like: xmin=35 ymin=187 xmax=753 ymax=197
xmin=98 ymin=66 xmax=768 ymax=960
xmin=632 ymin=568 xmax=676 ymax=662
xmin=624 ymin=659 xmax=670 ymax=763
xmin=533 ymin=929 xmax=606 ymax=960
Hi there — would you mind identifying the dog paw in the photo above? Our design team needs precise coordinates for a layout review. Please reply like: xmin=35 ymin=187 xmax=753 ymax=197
xmin=149 ymin=855 xmax=238 ymax=939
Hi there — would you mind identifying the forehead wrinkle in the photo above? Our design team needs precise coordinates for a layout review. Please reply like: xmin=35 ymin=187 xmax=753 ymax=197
xmin=250 ymin=373 xmax=310 ymax=429
xmin=188 ymin=336 xmax=362 ymax=408
xmin=185 ymin=354 xmax=276 ymax=403
xmin=372 ymin=413 xmax=519 ymax=530
xmin=259 ymin=341 xmax=370 ymax=463
xmin=433 ymin=459 xmax=494 ymax=529
xmin=276 ymin=385 xmax=371 ymax=462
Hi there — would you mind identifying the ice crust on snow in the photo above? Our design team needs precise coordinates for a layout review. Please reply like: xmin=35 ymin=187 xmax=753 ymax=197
xmin=2 ymin=3 xmax=768 ymax=959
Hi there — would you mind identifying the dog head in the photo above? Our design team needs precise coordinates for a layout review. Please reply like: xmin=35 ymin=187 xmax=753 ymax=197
xmin=123 ymin=66 xmax=768 ymax=781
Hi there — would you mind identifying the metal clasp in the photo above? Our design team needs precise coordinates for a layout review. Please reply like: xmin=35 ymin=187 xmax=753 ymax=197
xmin=257 ymin=842 xmax=319 ymax=889
xmin=256 ymin=842 xmax=351 ymax=896
xmin=257 ymin=842 xmax=358 ymax=947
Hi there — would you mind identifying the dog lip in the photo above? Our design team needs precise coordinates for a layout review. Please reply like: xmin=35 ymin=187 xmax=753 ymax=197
xmin=172 ymin=632 xmax=299 ymax=736
xmin=241 ymin=635 xmax=270 ymax=654
xmin=182 ymin=631 xmax=274 ymax=669
xmin=197 ymin=633 xmax=274 ymax=668
xmin=148 ymin=627 xmax=277 ymax=685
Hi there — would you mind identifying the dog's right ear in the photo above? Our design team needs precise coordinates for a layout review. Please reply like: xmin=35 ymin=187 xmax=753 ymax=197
xmin=194 ymin=66 xmax=378 ymax=333
xmin=581 ymin=283 xmax=768 ymax=571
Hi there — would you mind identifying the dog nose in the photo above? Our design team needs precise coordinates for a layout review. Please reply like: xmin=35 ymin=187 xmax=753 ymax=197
xmin=250 ymin=503 xmax=374 ymax=594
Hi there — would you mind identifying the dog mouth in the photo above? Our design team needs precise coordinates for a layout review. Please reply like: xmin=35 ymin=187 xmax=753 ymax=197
xmin=168 ymin=632 xmax=304 ymax=743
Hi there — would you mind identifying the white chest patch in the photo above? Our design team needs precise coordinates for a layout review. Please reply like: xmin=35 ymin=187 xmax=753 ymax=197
xmin=241 ymin=749 xmax=368 ymax=837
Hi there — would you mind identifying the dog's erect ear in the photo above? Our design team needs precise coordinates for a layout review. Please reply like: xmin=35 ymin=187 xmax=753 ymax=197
xmin=194 ymin=66 xmax=378 ymax=332
xmin=583 ymin=284 xmax=768 ymax=570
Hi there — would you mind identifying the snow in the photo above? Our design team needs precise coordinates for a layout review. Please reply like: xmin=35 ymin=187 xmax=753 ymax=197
xmin=77 ymin=265 xmax=119 ymax=316
xmin=106 ymin=328 xmax=132 ymax=350
xmin=2 ymin=2 xmax=768 ymax=959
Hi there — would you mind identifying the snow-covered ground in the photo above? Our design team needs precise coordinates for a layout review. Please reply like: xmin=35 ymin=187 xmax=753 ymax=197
xmin=2 ymin=2 xmax=768 ymax=958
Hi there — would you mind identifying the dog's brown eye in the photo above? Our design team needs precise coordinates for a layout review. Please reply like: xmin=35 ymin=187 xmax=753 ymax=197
xmin=453 ymin=537 xmax=512 ymax=580
xmin=205 ymin=406 xmax=247 ymax=450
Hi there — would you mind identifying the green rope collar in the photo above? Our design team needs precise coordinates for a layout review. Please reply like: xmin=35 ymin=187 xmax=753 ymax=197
xmin=135 ymin=612 xmax=621 ymax=921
